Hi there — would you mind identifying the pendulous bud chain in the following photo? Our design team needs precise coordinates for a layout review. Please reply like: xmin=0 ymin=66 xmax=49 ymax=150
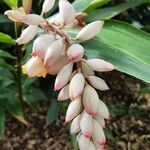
xmin=5 ymin=0 xmax=116 ymax=149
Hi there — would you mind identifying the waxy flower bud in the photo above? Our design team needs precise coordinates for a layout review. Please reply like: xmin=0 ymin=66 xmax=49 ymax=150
xmin=65 ymin=97 xmax=82 ymax=122
xmin=4 ymin=9 xmax=25 ymax=22
xmin=42 ymin=0 xmax=56 ymax=14
xmin=78 ymin=134 xmax=90 ymax=150
xmin=86 ymin=59 xmax=115 ymax=72
xmin=59 ymin=0 xmax=75 ymax=25
xmin=20 ymin=14 xmax=44 ymax=25
xmin=83 ymin=85 xmax=99 ymax=116
xmin=93 ymin=119 xmax=106 ymax=145
xmin=80 ymin=112 xmax=93 ymax=138
xmin=67 ymin=44 xmax=84 ymax=63
xmin=16 ymin=25 xmax=37 ymax=45
xmin=69 ymin=73 xmax=85 ymax=100
xmin=32 ymin=34 xmax=55 ymax=59
xmin=44 ymin=39 xmax=64 ymax=68
xmin=55 ymin=63 xmax=73 ymax=91
xmin=70 ymin=114 xmax=81 ymax=134
xmin=97 ymin=100 xmax=110 ymax=119
xmin=22 ymin=56 xmax=47 ymax=77
xmin=23 ymin=0 xmax=32 ymax=14
xmin=95 ymin=115 xmax=105 ymax=128
xmin=76 ymin=20 xmax=104 ymax=41
xmin=88 ymin=76 xmax=109 ymax=91
xmin=81 ymin=61 xmax=95 ymax=76
xmin=89 ymin=141 xmax=96 ymax=150
xmin=58 ymin=84 xmax=69 ymax=101
xmin=47 ymin=55 xmax=68 ymax=75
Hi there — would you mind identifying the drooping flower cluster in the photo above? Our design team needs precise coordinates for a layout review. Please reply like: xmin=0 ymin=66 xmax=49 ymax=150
xmin=5 ymin=0 xmax=115 ymax=149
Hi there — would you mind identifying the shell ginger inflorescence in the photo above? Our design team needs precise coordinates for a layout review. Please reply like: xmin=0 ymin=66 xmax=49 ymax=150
xmin=5 ymin=0 xmax=116 ymax=149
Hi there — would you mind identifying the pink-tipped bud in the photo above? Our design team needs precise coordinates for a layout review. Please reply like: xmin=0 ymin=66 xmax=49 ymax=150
xmin=47 ymin=55 xmax=68 ymax=75
xmin=32 ymin=34 xmax=55 ymax=60
xmin=44 ymin=39 xmax=64 ymax=68
xmin=81 ymin=61 xmax=95 ymax=76
xmin=69 ymin=73 xmax=85 ymax=100
xmin=67 ymin=44 xmax=84 ymax=63
xmin=76 ymin=20 xmax=104 ymax=41
xmin=88 ymin=76 xmax=109 ymax=91
xmin=93 ymin=140 xmax=105 ymax=150
xmin=54 ymin=63 xmax=73 ymax=91
xmin=23 ymin=0 xmax=32 ymax=14
xmin=16 ymin=25 xmax=37 ymax=45
xmin=70 ymin=114 xmax=81 ymax=134
xmin=80 ymin=111 xmax=93 ymax=138
xmin=78 ymin=134 xmax=90 ymax=150
xmin=97 ymin=100 xmax=110 ymax=119
xmin=59 ymin=0 xmax=76 ymax=25
xmin=4 ymin=9 xmax=26 ymax=22
xmin=95 ymin=115 xmax=105 ymax=128
xmin=20 ymin=14 xmax=44 ymax=25
xmin=83 ymin=85 xmax=99 ymax=116
xmin=58 ymin=84 xmax=69 ymax=101
xmin=86 ymin=59 xmax=115 ymax=72
xmin=89 ymin=141 xmax=96 ymax=150
xmin=65 ymin=97 xmax=82 ymax=123
xmin=93 ymin=119 xmax=106 ymax=145
xmin=22 ymin=56 xmax=47 ymax=78
xmin=42 ymin=0 xmax=56 ymax=14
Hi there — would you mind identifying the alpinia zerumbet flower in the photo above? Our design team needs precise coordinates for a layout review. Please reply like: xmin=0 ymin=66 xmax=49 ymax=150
xmin=16 ymin=25 xmax=37 ymax=44
xmin=5 ymin=0 xmax=116 ymax=149
xmin=22 ymin=56 xmax=47 ymax=77
xmin=67 ymin=44 xmax=84 ymax=63
xmin=76 ymin=20 xmax=104 ymax=41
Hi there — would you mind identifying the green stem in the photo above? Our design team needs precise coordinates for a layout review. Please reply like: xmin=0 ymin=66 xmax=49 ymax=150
xmin=14 ymin=23 xmax=24 ymax=114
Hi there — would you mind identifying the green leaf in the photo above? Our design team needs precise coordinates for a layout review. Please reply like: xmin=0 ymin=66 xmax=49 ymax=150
xmin=0 ymin=14 xmax=11 ymax=24
xmin=104 ymin=128 xmax=114 ymax=141
xmin=47 ymin=96 xmax=60 ymax=124
xmin=0 ymin=49 xmax=16 ymax=59
xmin=73 ymin=0 xmax=111 ymax=12
xmin=0 ymin=32 xmax=15 ymax=44
xmin=67 ymin=20 xmax=150 ymax=83
xmin=86 ymin=0 xmax=150 ymax=21
xmin=3 ymin=0 xmax=18 ymax=8
xmin=0 ymin=105 xmax=5 ymax=136
xmin=0 ymin=58 xmax=13 ymax=70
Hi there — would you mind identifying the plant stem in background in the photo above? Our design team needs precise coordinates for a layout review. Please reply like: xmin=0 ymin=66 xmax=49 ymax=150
xmin=14 ymin=23 xmax=24 ymax=114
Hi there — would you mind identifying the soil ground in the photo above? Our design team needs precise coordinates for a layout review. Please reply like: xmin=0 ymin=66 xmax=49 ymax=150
xmin=0 ymin=71 xmax=150 ymax=150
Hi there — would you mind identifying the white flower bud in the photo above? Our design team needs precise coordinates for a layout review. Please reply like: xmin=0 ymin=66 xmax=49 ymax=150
xmin=95 ymin=115 xmax=105 ymax=128
xmin=4 ymin=9 xmax=25 ymax=22
xmin=58 ymin=84 xmax=69 ymax=101
xmin=22 ymin=56 xmax=47 ymax=77
xmin=78 ymin=134 xmax=90 ymax=150
xmin=70 ymin=114 xmax=81 ymax=134
xmin=97 ymin=100 xmax=110 ymax=119
xmin=93 ymin=119 xmax=106 ymax=145
xmin=67 ymin=44 xmax=84 ymax=63
xmin=44 ymin=39 xmax=64 ymax=68
xmin=80 ymin=111 xmax=93 ymax=138
xmin=47 ymin=55 xmax=68 ymax=75
xmin=54 ymin=63 xmax=73 ymax=91
xmin=32 ymin=34 xmax=55 ymax=60
xmin=86 ymin=59 xmax=115 ymax=72
xmin=81 ymin=61 xmax=95 ymax=76
xmin=65 ymin=97 xmax=82 ymax=122
xmin=42 ymin=0 xmax=56 ymax=14
xmin=83 ymin=85 xmax=99 ymax=116
xmin=76 ymin=20 xmax=104 ymax=41
xmin=23 ymin=0 xmax=32 ymax=14
xmin=69 ymin=73 xmax=85 ymax=100
xmin=20 ymin=14 xmax=44 ymax=25
xmin=88 ymin=76 xmax=109 ymax=91
xmin=88 ymin=141 xmax=96 ymax=150
xmin=59 ymin=0 xmax=75 ymax=25
xmin=16 ymin=25 xmax=37 ymax=44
